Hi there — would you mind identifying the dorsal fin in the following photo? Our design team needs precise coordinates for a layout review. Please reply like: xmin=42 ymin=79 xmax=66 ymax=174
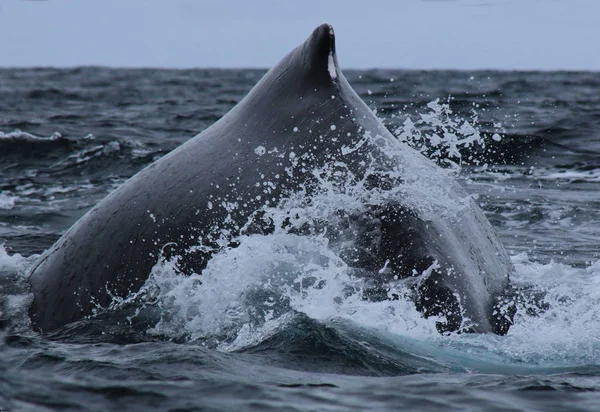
xmin=299 ymin=23 xmax=339 ymax=81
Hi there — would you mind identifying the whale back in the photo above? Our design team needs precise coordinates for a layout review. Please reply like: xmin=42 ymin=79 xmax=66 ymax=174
xmin=28 ymin=25 xmax=513 ymax=334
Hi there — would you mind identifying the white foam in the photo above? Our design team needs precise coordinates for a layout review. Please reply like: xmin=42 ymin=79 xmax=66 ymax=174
xmin=536 ymin=168 xmax=600 ymax=183
xmin=0 ymin=246 xmax=37 ymax=332
xmin=440 ymin=255 xmax=600 ymax=367
xmin=138 ymin=228 xmax=438 ymax=348
xmin=0 ymin=192 xmax=17 ymax=210
xmin=0 ymin=129 xmax=62 ymax=141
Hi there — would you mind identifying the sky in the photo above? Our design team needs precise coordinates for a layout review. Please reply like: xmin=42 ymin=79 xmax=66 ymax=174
xmin=1 ymin=0 xmax=599 ymax=71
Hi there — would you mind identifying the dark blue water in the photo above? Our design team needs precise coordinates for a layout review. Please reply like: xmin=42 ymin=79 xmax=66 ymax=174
xmin=1 ymin=68 xmax=600 ymax=411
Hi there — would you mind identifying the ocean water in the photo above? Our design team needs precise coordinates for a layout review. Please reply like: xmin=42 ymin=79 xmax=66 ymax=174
xmin=1 ymin=67 xmax=600 ymax=411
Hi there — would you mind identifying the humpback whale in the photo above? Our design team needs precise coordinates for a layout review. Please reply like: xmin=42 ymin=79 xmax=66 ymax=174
xmin=28 ymin=24 xmax=514 ymax=334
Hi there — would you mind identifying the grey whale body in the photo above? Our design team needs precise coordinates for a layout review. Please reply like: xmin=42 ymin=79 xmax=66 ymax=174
xmin=28 ymin=24 xmax=514 ymax=334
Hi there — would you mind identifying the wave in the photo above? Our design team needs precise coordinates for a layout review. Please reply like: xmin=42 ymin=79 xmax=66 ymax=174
xmin=534 ymin=167 xmax=600 ymax=183
xmin=0 ymin=128 xmax=159 ymax=177
xmin=0 ymin=129 xmax=66 ymax=143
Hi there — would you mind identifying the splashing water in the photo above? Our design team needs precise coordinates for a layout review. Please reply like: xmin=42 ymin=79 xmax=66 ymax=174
xmin=394 ymin=98 xmax=505 ymax=170
xmin=132 ymin=223 xmax=441 ymax=349
xmin=113 ymin=226 xmax=600 ymax=371
xmin=0 ymin=246 xmax=35 ymax=333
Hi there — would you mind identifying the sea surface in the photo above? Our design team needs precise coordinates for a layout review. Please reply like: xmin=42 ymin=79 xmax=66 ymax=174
xmin=1 ymin=67 xmax=600 ymax=411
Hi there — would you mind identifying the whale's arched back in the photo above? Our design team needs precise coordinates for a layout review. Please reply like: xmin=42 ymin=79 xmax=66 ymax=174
xmin=28 ymin=24 xmax=513 ymax=334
